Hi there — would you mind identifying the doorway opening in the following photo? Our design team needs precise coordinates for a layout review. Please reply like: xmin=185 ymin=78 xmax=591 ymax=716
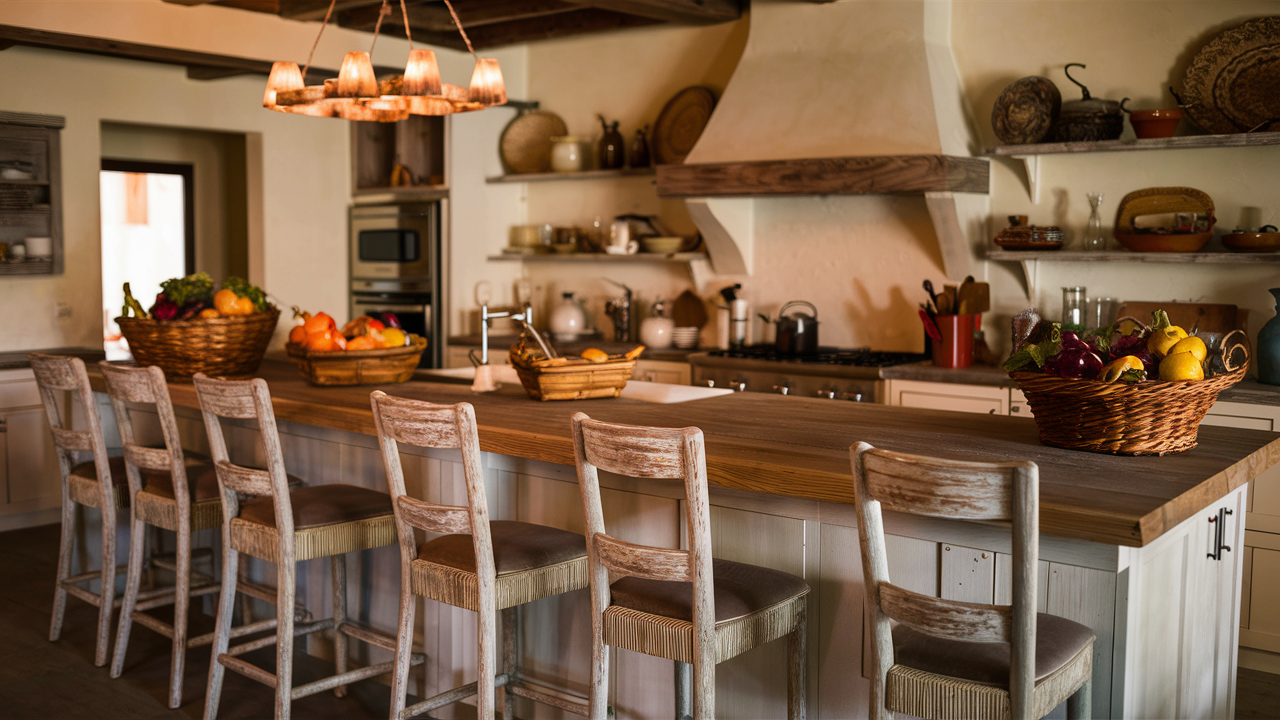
xmin=100 ymin=159 xmax=194 ymax=359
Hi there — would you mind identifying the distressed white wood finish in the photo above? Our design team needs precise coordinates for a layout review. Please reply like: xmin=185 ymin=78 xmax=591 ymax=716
xmin=370 ymin=392 xmax=589 ymax=720
xmin=852 ymin=442 xmax=1093 ymax=720
xmin=941 ymin=544 xmax=996 ymax=604
xmin=572 ymin=413 xmax=809 ymax=720
xmin=195 ymin=375 xmax=408 ymax=720
xmin=100 ymin=362 xmax=220 ymax=709
xmin=29 ymin=354 xmax=121 ymax=668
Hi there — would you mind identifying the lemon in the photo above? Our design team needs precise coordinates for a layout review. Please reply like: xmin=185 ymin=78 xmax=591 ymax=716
xmin=1148 ymin=325 xmax=1188 ymax=357
xmin=1101 ymin=355 xmax=1144 ymax=383
xmin=581 ymin=348 xmax=609 ymax=363
xmin=1159 ymin=351 xmax=1204 ymax=381
xmin=380 ymin=327 xmax=407 ymax=347
xmin=1168 ymin=335 xmax=1207 ymax=362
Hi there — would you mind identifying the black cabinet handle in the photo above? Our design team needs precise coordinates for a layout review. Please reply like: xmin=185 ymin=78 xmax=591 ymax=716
xmin=1208 ymin=507 xmax=1233 ymax=561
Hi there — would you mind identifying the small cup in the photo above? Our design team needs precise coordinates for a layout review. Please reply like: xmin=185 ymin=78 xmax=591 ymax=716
xmin=9 ymin=243 xmax=27 ymax=260
xmin=24 ymin=236 xmax=51 ymax=258
xmin=931 ymin=314 xmax=975 ymax=369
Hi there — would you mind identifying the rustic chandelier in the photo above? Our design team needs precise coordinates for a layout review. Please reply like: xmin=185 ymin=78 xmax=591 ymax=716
xmin=262 ymin=0 xmax=506 ymax=122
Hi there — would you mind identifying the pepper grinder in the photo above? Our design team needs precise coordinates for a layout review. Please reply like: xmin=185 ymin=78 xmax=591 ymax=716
xmin=604 ymin=278 xmax=633 ymax=342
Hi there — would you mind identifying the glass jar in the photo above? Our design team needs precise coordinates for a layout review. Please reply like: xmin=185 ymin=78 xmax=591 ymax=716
xmin=1062 ymin=286 xmax=1087 ymax=330
xmin=550 ymin=137 xmax=588 ymax=173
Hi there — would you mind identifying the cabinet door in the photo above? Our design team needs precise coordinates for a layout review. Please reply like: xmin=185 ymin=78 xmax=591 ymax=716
xmin=887 ymin=380 xmax=1008 ymax=415
xmin=633 ymin=360 xmax=691 ymax=386
xmin=4 ymin=409 xmax=60 ymax=506
xmin=1177 ymin=493 xmax=1242 ymax=720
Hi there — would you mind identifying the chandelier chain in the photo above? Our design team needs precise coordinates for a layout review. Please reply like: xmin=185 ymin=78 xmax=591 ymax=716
xmin=301 ymin=0 xmax=338 ymax=80
xmin=441 ymin=0 xmax=478 ymax=58
xmin=399 ymin=0 xmax=413 ymax=49
xmin=369 ymin=0 xmax=392 ymax=56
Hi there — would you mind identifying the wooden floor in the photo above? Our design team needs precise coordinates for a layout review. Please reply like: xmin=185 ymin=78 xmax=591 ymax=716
xmin=0 ymin=521 xmax=1277 ymax=719
xmin=0 ymin=523 xmax=399 ymax=719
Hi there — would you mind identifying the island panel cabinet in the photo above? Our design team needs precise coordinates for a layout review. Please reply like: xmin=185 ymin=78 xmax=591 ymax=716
xmin=0 ymin=368 xmax=62 ymax=530
xmin=884 ymin=378 xmax=1013 ymax=415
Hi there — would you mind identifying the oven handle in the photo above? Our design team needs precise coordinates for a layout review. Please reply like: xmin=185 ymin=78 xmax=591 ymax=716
xmin=352 ymin=300 xmax=429 ymax=312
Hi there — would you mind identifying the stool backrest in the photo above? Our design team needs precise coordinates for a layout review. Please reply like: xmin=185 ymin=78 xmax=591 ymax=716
xmin=192 ymin=374 xmax=293 ymax=538
xmin=369 ymin=391 xmax=493 ymax=580
xmin=29 ymin=354 xmax=114 ymax=501
xmin=851 ymin=441 xmax=1039 ymax=717
xmin=99 ymin=362 xmax=189 ymax=513
xmin=570 ymin=412 xmax=715 ymax=660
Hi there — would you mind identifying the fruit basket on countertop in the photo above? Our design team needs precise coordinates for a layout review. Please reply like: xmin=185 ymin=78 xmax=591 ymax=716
xmin=508 ymin=331 xmax=642 ymax=401
xmin=1006 ymin=310 xmax=1248 ymax=455
xmin=115 ymin=274 xmax=278 ymax=381
xmin=285 ymin=310 xmax=426 ymax=386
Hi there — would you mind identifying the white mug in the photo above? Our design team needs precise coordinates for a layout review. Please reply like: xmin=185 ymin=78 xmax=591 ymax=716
xmin=24 ymin=236 xmax=51 ymax=258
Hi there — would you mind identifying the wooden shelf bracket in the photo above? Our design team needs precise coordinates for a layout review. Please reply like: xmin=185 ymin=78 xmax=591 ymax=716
xmin=1011 ymin=154 xmax=1041 ymax=204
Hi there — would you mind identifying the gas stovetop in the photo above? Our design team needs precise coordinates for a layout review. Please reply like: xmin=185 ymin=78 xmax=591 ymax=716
xmin=703 ymin=345 xmax=928 ymax=367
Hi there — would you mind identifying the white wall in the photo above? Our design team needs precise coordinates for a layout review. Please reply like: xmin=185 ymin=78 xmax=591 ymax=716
xmin=0 ymin=0 xmax=526 ymax=349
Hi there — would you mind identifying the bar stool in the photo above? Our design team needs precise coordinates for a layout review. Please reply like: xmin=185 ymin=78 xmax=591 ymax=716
xmin=370 ymin=392 xmax=591 ymax=720
xmin=194 ymin=374 xmax=418 ymax=720
xmin=851 ymin=442 xmax=1095 ymax=720
xmin=30 ymin=353 xmax=131 ymax=668
xmin=571 ymin=412 xmax=810 ymax=720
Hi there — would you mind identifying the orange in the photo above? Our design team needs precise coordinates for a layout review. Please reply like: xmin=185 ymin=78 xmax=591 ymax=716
xmin=199 ymin=308 xmax=221 ymax=319
xmin=233 ymin=296 xmax=255 ymax=315
xmin=347 ymin=336 xmax=376 ymax=350
xmin=307 ymin=329 xmax=342 ymax=351
xmin=304 ymin=312 xmax=335 ymax=335
xmin=214 ymin=288 xmax=239 ymax=315
xmin=367 ymin=329 xmax=387 ymax=348
xmin=288 ymin=325 xmax=307 ymax=345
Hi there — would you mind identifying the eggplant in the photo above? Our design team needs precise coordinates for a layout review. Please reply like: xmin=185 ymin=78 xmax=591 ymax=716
xmin=1043 ymin=344 xmax=1105 ymax=380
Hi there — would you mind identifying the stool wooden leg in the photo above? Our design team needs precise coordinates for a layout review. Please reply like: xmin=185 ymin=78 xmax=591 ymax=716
xmin=477 ymin=591 xmax=497 ymax=720
xmin=1067 ymin=678 xmax=1092 ymax=720
xmin=390 ymin=565 xmax=416 ymax=720
xmin=787 ymin=608 xmax=807 ymax=720
xmin=588 ymin=623 xmax=609 ymax=719
xmin=110 ymin=513 xmax=148 ymax=678
xmin=50 ymin=498 xmax=76 ymax=642
xmin=276 ymin=558 xmax=297 ymax=720
xmin=502 ymin=606 xmax=517 ymax=720
xmin=692 ymin=655 xmax=714 ymax=720
xmin=331 ymin=554 xmax=348 ymax=699
xmin=675 ymin=661 xmax=693 ymax=720
xmin=169 ymin=520 xmax=192 ymax=709
xmin=204 ymin=547 xmax=239 ymax=720
xmin=95 ymin=503 xmax=118 ymax=667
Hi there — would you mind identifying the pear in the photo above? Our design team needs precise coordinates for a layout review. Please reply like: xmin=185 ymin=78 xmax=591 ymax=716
xmin=1147 ymin=326 xmax=1188 ymax=358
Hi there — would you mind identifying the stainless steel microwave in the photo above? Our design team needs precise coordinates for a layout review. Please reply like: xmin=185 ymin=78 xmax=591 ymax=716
xmin=350 ymin=203 xmax=438 ymax=281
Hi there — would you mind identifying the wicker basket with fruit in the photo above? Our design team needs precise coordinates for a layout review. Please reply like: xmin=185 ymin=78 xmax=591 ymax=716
xmin=1005 ymin=309 xmax=1248 ymax=455
xmin=284 ymin=309 xmax=426 ymax=386
xmin=508 ymin=335 xmax=643 ymax=401
xmin=116 ymin=274 xmax=278 ymax=380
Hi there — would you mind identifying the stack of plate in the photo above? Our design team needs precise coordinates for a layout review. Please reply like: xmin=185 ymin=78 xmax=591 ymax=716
xmin=672 ymin=327 xmax=699 ymax=349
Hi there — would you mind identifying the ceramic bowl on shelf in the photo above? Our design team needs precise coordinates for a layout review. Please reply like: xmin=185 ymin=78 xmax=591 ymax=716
xmin=993 ymin=217 xmax=1065 ymax=251
xmin=641 ymin=236 xmax=685 ymax=254
xmin=1223 ymin=230 xmax=1280 ymax=253
xmin=1114 ymin=231 xmax=1212 ymax=253
xmin=1128 ymin=108 xmax=1183 ymax=139
xmin=550 ymin=242 xmax=577 ymax=254
xmin=671 ymin=326 xmax=699 ymax=349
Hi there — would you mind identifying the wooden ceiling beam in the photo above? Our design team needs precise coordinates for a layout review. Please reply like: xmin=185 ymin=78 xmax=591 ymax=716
xmin=340 ymin=6 xmax=659 ymax=50
xmin=401 ymin=0 xmax=579 ymax=33
xmin=277 ymin=0 xmax=382 ymax=21
xmin=562 ymin=0 xmax=741 ymax=24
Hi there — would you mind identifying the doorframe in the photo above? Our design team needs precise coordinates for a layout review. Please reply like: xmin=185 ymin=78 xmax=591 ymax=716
xmin=100 ymin=158 xmax=196 ymax=274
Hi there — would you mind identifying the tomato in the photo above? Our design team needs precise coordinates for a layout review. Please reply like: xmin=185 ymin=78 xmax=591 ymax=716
xmin=346 ymin=336 xmax=376 ymax=350
xmin=366 ymin=318 xmax=385 ymax=332
xmin=288 ymin=325 xmax=307 ymax=345
xmin=304 ymin=312 xmax=335 ymax=335
xmin=306 ymin=329 xmax=342 ymax=351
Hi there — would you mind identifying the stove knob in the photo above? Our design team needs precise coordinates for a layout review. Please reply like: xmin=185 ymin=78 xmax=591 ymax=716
xmin=730 ymin=378 xmax=748 ymax=392
xmin=773 ymin=383 xmax=791 ymax=396
xmin=817 ymin=386 xmax=838 ymax=400
xmin=848 ymin=391 xmax=865 ymax=402
xmin=703 ymin=379 xmax=716 ymax=388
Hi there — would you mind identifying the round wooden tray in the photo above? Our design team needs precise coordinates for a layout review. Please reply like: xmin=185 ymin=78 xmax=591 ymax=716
xmin=1182 ymin=17 xmax=1280 ymax=133
xmin=285 ymin=335 xmax=427 ymax=386
xmin=500 ymin=110 xmax=567 ymax=174
xmin=991 ymin=76 xmax=1061 ymax=144
xmin=652 ymin=86 xmax=716 ymax=165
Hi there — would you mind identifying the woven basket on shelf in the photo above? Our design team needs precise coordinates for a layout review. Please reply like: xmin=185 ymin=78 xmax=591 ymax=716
xmin=117 ymin=307 xmax=280 ymax=381
xmin=1011 ymin=357 xmax=1247 ymax=456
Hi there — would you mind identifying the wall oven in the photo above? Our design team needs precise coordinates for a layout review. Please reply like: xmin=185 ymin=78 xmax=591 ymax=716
xmin=350 ymin=203 xmax=442 ymax=368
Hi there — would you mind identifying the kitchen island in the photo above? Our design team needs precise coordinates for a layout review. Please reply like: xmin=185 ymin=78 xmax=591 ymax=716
xmin=85 ymin=361 xmax=1279 ymax=719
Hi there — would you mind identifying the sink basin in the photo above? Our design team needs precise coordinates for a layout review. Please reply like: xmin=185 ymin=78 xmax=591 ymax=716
xmin=418 ymin=366 xmax=731 ymax=404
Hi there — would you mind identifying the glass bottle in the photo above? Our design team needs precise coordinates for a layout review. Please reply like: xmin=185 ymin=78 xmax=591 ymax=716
xmin=1062 ymin=286 xmax=1087 ymax=330
xmin=1084 ymin=192 xmax=1107 ymax=250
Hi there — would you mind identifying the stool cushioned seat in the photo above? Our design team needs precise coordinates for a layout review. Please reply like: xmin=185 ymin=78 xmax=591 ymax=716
xmin=69 ymin=453 xmax=213 ymax=510
xmin=411 ymin=520 xmax=589 ymax=612
xmin=892 ymin=613 xmax=1096 ymax=687
xmin=231 ymin=484 xmax=396 ymax=563
xmin=610 ymin=558 xmax=809 ymax=624
xmin=418 ymin=520 xmax=587 ymax=575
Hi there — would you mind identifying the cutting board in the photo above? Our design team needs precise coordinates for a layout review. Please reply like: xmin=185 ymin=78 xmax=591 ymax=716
xmin=1116 ymin=301 xmax=1244 ymax=333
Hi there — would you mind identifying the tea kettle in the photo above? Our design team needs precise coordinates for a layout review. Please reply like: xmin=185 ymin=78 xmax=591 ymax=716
xmin=1052 ymin=63 xmax=1127 ymax=142
xmin=775 ymin=300 xmax=819 ymax=356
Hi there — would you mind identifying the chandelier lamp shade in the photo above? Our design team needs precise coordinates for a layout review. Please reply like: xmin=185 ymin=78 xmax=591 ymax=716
xmin=262 ymin=0 xmax=506 ymax=122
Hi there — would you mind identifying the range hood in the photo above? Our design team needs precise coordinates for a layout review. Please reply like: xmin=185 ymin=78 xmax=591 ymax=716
xmin=659 ymin=0 xmax=989 ymax=279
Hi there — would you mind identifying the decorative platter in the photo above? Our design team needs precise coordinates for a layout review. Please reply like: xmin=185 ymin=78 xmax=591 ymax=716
xmin=1182 ymin=17 xmax=1280 ymax=134
xmin=499 ymin=109 xmax=568 ymax=174
xmin=652 ymin=86 xmax=716 ymax=165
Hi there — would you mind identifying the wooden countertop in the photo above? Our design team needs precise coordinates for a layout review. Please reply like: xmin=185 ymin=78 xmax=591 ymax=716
xmin=89 ymin=361 xmax=1280 ymax=548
